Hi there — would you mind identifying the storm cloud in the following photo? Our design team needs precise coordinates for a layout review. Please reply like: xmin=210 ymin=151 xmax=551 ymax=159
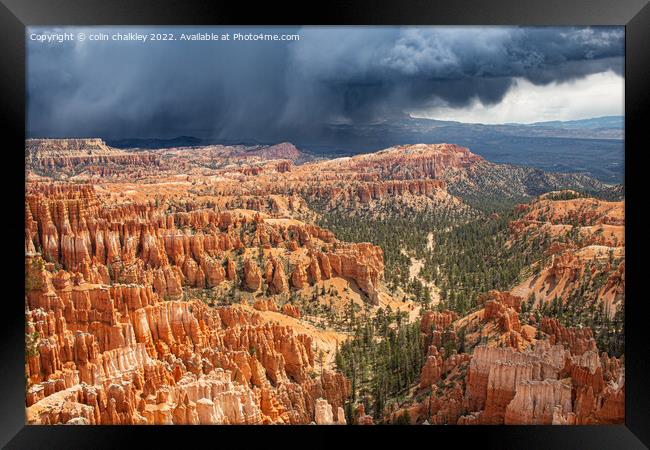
xmin=27 ymin=26 xmax=624 ymax=142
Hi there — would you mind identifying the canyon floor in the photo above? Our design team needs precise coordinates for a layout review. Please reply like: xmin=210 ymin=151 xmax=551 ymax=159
xmin=24 ymin=138 xmax=624 ymax=425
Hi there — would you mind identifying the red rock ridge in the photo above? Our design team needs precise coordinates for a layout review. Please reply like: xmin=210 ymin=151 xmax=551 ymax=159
xmin=25 ymin=183 xmax=384 ymax=302
xmin=25 ymin=254 xmax=350 ymax=424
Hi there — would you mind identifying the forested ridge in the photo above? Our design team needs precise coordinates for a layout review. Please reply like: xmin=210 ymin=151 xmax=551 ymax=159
xmin=310 ymin=190 xmax=624 ymax=422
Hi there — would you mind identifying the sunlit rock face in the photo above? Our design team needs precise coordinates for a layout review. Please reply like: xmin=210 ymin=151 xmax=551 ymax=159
xmin=25 ymin=139 xmax=624 ymax=425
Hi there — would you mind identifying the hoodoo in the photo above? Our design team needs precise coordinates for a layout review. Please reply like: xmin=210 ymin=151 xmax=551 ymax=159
xmin=24 ymin=139 xmax=624 ymax=426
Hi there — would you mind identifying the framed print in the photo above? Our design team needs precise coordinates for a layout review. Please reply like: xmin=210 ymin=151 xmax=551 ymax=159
xmin=1 ymin=0 xmax=648 ymax=448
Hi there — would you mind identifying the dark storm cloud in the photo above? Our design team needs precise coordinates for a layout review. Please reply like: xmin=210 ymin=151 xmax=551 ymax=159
xmin=27 ymin=26 xmax=295 ymax=140
xmin=281 ymin=27 xmax=623 ymax=124
xmin=27 ymin=26 xmax=624 ymax=141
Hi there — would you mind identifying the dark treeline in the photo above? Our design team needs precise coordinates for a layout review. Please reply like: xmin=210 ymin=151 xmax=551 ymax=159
xmin=334 ymin=307 xmax=424 ymax=423
xmin=314 ymin=198 xmax=548 ymax=317
xmin=423 ymin=212 xmax=548 ymax=316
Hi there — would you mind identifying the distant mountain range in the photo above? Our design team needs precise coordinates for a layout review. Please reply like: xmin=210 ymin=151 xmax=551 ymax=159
xmin=103 ymin=115 xmax=623 ymax=184
xmin=106 ymin=135 xmax=204 ymax=149
xmin=525 ymin=116 xmax=623 ymax=129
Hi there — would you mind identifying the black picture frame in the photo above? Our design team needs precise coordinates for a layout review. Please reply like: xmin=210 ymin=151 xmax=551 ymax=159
xmin=1 ymin=0 xmax=648 ymax=448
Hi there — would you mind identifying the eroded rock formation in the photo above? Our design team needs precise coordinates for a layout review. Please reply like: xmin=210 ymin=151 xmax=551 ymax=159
xmin=25 ymin=257 xmax=350 ymax=424
xmin=24 ymin=140 xmax=624 ymax=426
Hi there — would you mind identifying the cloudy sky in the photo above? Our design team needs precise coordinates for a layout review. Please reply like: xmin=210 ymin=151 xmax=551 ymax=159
xmin=27 ymin=26 xmax=624 ymax=142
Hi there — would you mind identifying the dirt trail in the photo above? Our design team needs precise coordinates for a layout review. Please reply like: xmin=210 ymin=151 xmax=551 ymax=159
xmin=401 ymin=232 xmax=441 ymax=306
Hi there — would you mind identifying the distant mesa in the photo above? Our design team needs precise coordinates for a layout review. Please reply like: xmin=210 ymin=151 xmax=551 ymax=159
xmin=25 ymin=138 xmax=311 ymax=178
xmin=25 ymin=138 xmax=160 ymax=176
xmin=243 ymin=142 xmax=304 ymax=161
